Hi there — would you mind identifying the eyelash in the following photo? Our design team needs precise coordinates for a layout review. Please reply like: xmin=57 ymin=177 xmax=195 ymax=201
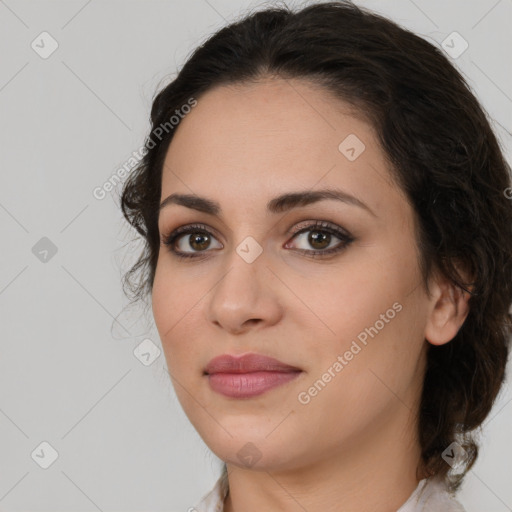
xmin=161 ymin=221 xmax=354 ymax=260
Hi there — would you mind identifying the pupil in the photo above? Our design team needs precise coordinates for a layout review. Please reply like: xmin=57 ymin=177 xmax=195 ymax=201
xmin=187 ymin=231 xmax=332 ymax=252
xmin=309 ymin=231 xmax=330 ymax=249
xmin=190 ymin=233 xmax=210 ymax=251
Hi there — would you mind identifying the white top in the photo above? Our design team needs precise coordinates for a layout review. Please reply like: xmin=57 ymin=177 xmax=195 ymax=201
xmin=192 ymin=474 xmax=466 ymax=512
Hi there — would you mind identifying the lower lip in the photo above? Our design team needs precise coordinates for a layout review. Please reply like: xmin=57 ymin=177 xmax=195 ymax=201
xmin=207 ymin=371 xmax=302 ymax=398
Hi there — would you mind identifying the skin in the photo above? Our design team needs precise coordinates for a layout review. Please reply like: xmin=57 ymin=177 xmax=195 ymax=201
xmin=152 ymin=77 xmax=471 ymax=512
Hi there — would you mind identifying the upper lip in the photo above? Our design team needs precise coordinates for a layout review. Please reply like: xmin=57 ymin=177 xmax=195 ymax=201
xmin=204 ymin=353 xmax=301 ymax=375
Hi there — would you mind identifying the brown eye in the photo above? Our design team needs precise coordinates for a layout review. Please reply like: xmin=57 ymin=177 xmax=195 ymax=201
xmin=162 ymin=224 xmax=223 ymax=258
xmin=289 ymin=228 xmax=343 ymax=252
xmin=163 ymin=221 xmax=353 ymax=260
xmin=285 ymin=220 xmax=355 ymax=258
xmin=188 ymin=233 xmax=211 ymax=251
xmin=174 ymin=231 xmax=222 ymax=253
xmin=308 ymin=230 xmax=332 ymax=250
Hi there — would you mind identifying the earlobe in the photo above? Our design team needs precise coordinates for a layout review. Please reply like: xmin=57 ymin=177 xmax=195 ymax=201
xmin=424 ymin=273 xmax=472 ymax=347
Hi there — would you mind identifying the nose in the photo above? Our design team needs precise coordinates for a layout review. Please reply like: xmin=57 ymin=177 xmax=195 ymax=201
xmin=206 ymin=249 xmax=284 ymax=335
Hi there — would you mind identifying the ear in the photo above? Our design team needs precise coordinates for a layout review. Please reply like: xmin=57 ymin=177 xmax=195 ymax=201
xmin=424 ymin=267 xmax=473 ymax=346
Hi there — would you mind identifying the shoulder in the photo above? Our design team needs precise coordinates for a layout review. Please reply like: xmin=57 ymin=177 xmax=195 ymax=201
xmin=191 ymin=474 xmax=228 ymax=512
xmin=398 ymin=477 xmax=466 ymax=512
xmin=191 ymin=474 xmax=466 ymax=512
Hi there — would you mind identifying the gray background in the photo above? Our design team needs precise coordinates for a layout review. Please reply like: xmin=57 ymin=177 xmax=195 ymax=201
xmin=0 ymin=0 xmax=511 ymax=510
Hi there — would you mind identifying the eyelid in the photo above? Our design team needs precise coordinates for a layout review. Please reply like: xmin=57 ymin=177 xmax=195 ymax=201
xmin=162 ymin=219 xmax=350 ymax=241
xmin=286 ymin=219 xmax=352 ymax=238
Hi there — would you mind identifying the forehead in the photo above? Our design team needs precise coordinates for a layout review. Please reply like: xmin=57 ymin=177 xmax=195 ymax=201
xmin=160 ymin=78 xmax=404 ymax=220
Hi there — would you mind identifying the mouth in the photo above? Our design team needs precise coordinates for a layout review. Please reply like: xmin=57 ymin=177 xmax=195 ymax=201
xmin=204 ymin=353 xmax=303 ymax=399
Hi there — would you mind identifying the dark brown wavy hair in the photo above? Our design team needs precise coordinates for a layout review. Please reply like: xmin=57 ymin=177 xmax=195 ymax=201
xmin=119 ymin=0 xmax=512 ymax=492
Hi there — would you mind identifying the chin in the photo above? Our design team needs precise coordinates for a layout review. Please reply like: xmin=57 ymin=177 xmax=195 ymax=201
xmin=197 ymin=425 xmax=307 ymax=472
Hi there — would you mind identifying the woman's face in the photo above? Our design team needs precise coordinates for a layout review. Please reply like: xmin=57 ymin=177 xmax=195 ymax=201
xmin=152 ymin=78 xmax=433 ymax=471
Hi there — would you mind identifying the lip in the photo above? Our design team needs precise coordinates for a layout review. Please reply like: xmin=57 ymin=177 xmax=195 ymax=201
xmin=204 ymin=353 xmax=301 ymax=374
xmin=204 ymin=353 xmax=302 ymax=398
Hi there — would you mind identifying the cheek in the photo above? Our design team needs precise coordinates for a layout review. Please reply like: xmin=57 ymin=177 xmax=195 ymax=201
xmin=151 ymin=263 xmax=200 ymax=368
xmin=302 ymin=258 xmax=400 ymax=342
xmin=152 ymin=265 xmax=175 ymax=338
xmin=152 ymin=257 xmax=201 ymax=329
xmin=305 ymin=246 xmax=424 ymax=376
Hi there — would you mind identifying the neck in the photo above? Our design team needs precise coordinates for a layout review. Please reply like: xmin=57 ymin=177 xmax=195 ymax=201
xmin=223 ymin=402 xmax=424 ymax=512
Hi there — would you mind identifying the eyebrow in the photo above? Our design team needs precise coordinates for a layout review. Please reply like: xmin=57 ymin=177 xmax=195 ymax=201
xmin=159 ymin=188 xmax=376 ymax=217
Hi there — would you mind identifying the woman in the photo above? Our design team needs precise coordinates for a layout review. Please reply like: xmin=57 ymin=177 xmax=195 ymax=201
xmin=120 ymin=2 xmax=512 ymax=511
